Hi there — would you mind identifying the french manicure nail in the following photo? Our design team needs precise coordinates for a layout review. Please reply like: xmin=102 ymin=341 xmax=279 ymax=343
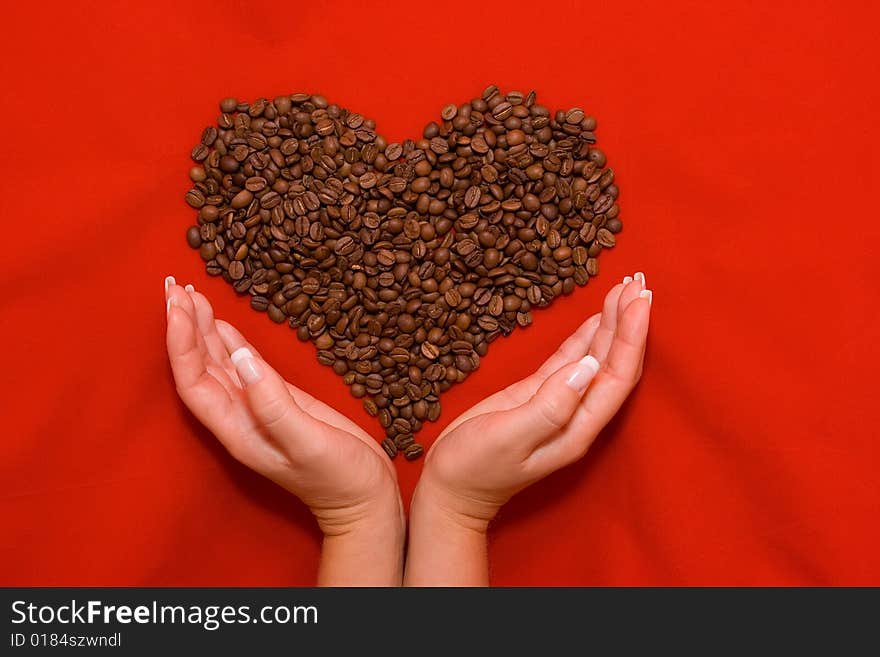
xmin=622 ymin=275 xmax=633 ymax=285
xmin=634 ymin=272 xmax=646 ymax=287
xmin=639 ymin=289 xmax=653 ymax=304
xmin=184 ymin=284 xmax=195 ymax=293
xmin=565 ymin=354 xmax=600 ymax=393
xmin=164 ymin=275 xmax=176 ymax=295
xmin=166 ymin=296 xmax=175 ymax=314
xmin=230 ymin=347 xmax=262 ymax=385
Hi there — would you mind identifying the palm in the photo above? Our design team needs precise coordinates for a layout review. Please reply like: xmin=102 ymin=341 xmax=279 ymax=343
xmin=424 ymin=277 xmax=650 ymax=513
xmin=433 ymin=312 xmax=603 ymax=447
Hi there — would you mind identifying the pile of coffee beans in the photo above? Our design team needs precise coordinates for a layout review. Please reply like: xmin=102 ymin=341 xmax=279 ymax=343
xmin=184 ymin=86 xmax=621 ymax=460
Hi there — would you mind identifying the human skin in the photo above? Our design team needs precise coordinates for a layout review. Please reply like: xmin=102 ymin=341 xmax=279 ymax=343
xmin=404 ymin=273 xmax=652 ymax=586
xmin=164 ymin=279 xmax=404 ymax=586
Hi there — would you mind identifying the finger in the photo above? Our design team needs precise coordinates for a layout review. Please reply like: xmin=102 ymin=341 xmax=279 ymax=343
xmin=441 ymin=312 xmax=602 ymax=437
xmin=531 ymin=291 xmax=651 ymax=468
xmin=166 ymin=284 xmax=235 ymax=429
xmin=632 ymin=273 xmax=649 ymax=378
xmin=165 ymin=284 xmax=205 ymax=391
xmin=216 ymin=319 xmax=376 ymax=441
xmin=591 ymin=290 xmax=651 ymax=411
xmin=166 ymin=279 xmax=208 ymax=360
xmin=533 ymin=312 xmax=602 ymax=379
xmin=587 ymin=281 xmax=627 ymax=362
xmin=284 ymin=382 xmax=374 ymax=441
xmin=215 ymin=319 xmax=266 ymax=359
xmin=165 ymin=281 xmax=293 ymax=475
xmin=188 ymin=287 xmax=241 ymax=384
xmin=616 ymin=274 xmax=644 ymax=322
xmin=216 ymin=327 xmax=324 ymax=461
xmin=482 ymin=354 xmax=601 ymax=456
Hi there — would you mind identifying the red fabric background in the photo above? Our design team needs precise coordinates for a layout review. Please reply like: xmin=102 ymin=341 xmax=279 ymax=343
xmin=1 ymin=0 xmax=877 ymax=585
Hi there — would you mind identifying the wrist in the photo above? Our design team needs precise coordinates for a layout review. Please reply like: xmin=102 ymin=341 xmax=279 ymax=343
xmin=316 ymin=487 xmax=405 ymax=587
xmin=313 ymin=482 xmax=405 ymax=540
xmin=411 ymin=476 xmax=495 ymax=535
xmin=405 ymin=477 xmax=491 ymax=586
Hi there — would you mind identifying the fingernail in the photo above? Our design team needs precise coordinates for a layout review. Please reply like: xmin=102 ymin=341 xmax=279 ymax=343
xmin=184 ymin=284 xmax=195 ymax=293
xmin=166 ymin=296 xmax=175 ymax=314
xmin=164 ymin=275 xmax=176 ymax=295
xmin=230 ymin=347 xmax=262 ymax=385
xmin=634 ymin=272 xmax=646 ymax=287
xmin=622 ymin=275 xmax=633 ymax=285
xmin=639 ymin=289 xmax=653 ymax=305
xmin=565 ymin=354 xmax=600 ymax=393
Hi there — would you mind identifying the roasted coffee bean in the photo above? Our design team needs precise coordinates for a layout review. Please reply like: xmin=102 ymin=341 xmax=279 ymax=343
xmin=403 ymin=443 xmax=424 ymax=461
xmin=381 ymin=438 xmax=398 ymax=459
xmin=185 ymin=189 xmax=205 ymax=208
xmin=489 ymin=295 xmax=504 ymax=316
xmin=185 ymin=226 xmax=202 ymax=248
xmin=596 ymin=228 xmax=616 ymax=248
xmin=267 ymin=305 xmax=286 ymax=323
xmin=228 ymin=260 xmax=245 ymax=280
xmin=605 ymin=218 xmax=623 ymax=233
xmin=245 ymin=292 xmax=268 ymax=311
xmin=230 ymin=189 xmax=253 ymax=209
xmin=385 ymin=142 xmax=403 ymax=160
xmin=441 ymin=103 xmax=458 ymax=120
xmin=191 ymin=144 xmax=209 ymax=161
xmin=444 ymin=288 xmax=463 ymax=308
xmin=421 ymin=342 xmax=440 ymax=359
xmin=184 ymin=86 xmax=620 ymax=460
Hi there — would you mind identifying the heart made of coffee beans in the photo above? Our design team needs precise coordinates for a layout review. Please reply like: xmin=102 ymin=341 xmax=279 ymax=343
xmin=184 ymin=85 xmax=621 ymax=460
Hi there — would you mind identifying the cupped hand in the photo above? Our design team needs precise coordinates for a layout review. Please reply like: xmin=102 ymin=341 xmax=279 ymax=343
xmin=414 ymin=273 xmax=652 ymax=529
xmin=163 ymin=277 xmax=403 ymax=538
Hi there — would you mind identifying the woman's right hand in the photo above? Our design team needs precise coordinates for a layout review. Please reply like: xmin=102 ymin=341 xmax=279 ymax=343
xmin=164 ymin=277 xmax=404 ymax=585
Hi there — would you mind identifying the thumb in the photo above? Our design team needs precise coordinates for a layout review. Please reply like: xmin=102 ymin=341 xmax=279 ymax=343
xmin=230 ymin=346 xmax=323 ymax=461
xmin=491 ymin=354 xmax=601 ymax=451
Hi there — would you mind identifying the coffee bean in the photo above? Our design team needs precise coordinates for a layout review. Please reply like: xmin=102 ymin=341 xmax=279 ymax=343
xmin=219 ymin=97 xmax=238 ymax=113
xmin=381 ymin=438 xmax=398 ymax=459
xmin=596 ymin=228 xmax=616 ymax=248
xmin=444 ymin=289 xmax=463 ymax=308
xmin=516 ymin=311 xmax=533 ymax=326
xmin=385 ymin=142 xmax=403 ymax=160
xmin=267 ymin=305 xmax=286 ymax=323
xmin=184 ymin=86 xmax=620 ymax=461
xmin=493 ymin=102 xmax=513 ymax=120
xmin=363 ymin=398 xmax=379 ymax=416
xmin=185 ymin=189 xmax=205 ymax=208
xmin=228 ymin=260 xmax=245 ymax=280
xmin=566 ymin=108 xmax=585 ymax=124
xmin=464 ymin=186 xmax=481 ymax=209
xmin=503 ymin=295 xmax=521 ymax=312
xmin=186 ymin=226 xmax=202 ymax=248
xmin=191 ymin=144 xmax=209 ymax=161
xmin=403 ymin=443 xmax=424 ymax=461
xmin=230 ymin=189 xmax=253 ymax=209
